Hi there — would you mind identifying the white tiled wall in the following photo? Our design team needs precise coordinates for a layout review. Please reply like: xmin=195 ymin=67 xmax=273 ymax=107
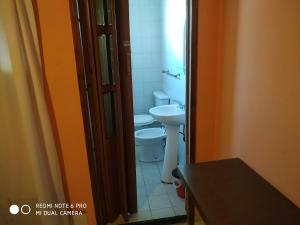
xmin=161 ymin=0 xmax=187 ymax=166
xmin=129 ymin=0 xmax=187 ymax=165
xmin=129 ymin=0 xmax=163 ymax=114
xmin=161 ymin=0 xmax=187 ymax=105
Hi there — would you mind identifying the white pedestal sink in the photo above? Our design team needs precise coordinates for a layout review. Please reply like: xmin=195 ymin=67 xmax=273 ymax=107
xmin=149 ymin=104 xmax=185 ymax=183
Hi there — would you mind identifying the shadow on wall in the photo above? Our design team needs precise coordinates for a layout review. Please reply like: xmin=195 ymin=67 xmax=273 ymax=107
xmin=216 ymin=0 xmax=240 ymax=159
xmin=215 ymin=0 xmax=300 ymax=207
xmin=162 ymin=0 xmax=186 ymax=104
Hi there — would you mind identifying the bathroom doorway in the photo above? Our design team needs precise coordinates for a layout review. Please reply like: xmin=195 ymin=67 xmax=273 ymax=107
xmin=116 ymin=0 xmax=193 ymax=222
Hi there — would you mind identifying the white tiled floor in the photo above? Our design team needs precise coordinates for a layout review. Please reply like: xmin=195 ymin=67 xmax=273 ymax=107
xmin=129 ymin=160 xmax=186 ymax=222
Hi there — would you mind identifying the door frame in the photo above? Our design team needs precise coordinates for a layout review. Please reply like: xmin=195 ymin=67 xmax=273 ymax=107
xmin=185 ymin=1 xmax=198 ymax=223
xmin=186 ymin=0 xmax=198 ymax=165
xmin=114 ymin=0 xmax=137 ymax=214
xmin=69 ymin=0 xmax=199 ymax=223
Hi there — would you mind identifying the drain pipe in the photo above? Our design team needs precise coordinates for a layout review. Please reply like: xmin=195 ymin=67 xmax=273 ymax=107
xmin=179 ymin=125 xmax=185 ymax=142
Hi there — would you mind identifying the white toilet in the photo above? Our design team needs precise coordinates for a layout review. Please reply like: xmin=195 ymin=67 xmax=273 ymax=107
xmin=134 ymin=90 xmax=170 ymax=162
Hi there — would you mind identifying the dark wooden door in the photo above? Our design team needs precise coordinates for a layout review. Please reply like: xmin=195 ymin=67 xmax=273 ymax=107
xmin=70 ymin=0 xmax=133 ymax=223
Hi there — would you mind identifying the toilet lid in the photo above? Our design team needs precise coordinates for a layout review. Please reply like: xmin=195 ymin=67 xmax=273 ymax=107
xmin=134 ymin=114 xmax=154 ymax=127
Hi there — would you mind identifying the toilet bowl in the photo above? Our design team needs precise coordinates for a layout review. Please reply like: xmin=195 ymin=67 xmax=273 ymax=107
xmin=135 ymin=128 xmax=166 ymax=162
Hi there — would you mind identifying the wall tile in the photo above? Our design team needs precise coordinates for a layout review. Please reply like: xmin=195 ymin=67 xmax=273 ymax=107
xmin=130 ymin=0 xmax=163 ymax=113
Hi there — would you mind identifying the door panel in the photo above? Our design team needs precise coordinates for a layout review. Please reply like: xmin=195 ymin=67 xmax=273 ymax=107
xmin=98 ymin=34 xmax=111 ymax=85
xmin=95 ymin=0 xmax=105 ymax=25
xmin=103 ymin=92 xmax=116 ymax=137
xmin=70 ymin=0 xmax=108 ymax=224
xmin=71 ymin=0 xmax=129 ymax=223
xmin=91 ymin=0 xmax=128 ymax=221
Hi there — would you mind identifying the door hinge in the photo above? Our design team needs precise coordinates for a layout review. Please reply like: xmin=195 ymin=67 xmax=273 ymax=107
xmin=123 ymin=41 xmax=130 ymax=47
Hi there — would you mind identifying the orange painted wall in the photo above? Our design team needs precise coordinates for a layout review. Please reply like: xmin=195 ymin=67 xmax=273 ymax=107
xmin=35 ymin=0 xmax=97 ymax=224
xmin=196 ymin=0 xmax=300 ymax=207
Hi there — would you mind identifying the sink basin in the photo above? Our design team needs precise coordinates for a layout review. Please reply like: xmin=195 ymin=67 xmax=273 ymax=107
xmin=149 ymin=104 xmax=185 ymax=125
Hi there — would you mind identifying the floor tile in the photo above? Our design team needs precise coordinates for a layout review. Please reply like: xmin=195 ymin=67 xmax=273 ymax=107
xmin=151 ymin=161 xmax=164 ymax=168
xmin=143 ymin=167 xmax=160 ymax=177
xmin=142 ymin=164 xmax=159 ymax=173
xmin=136 ymin=166 xmax=142 ymax=176
xmin=146 ymin=183 xmax=166 ymax=196
xmin=140 ymin=161 xmax=154 ymax=166
xmin=136 ymin=174 xmax=144 ymax=186
xmin=148 ymin=194 xmax=172 ymax=210
xmin=128 ymin=210 xmax=152 ymax=222
xmin=173 ymin=206 xmax=186 ymax=216
xmin=163 ymin=183 xmax=175 ymax=194
xmin=151 ymin=207 xmax=175 ymax=219
xmin=142 ymin=164 xmax=162 ymax=185
xmin=144 ymin=175 xmax=162 ymax=185
xmin=137 ymin=184 xmax=147 ymax=197
xmin=135 ymin=158 xmax=187 ymax=221
xmin=137 ymin=195 xmax=150 ymax=211
xmin=157 ymin=163 xmax=163 ymax=174
xmin=168 ymin=193 xmax=185 ymax=209
xmin=135 ymin=155 xmax=140 ymax=163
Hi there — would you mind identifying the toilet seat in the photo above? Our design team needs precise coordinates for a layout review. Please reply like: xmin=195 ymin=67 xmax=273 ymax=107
xmin=134 ymin=114 xmax=154 ymax=127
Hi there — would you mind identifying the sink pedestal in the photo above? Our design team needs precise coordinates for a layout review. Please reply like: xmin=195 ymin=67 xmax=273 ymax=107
xmin=148 ymin=104 xmax=185 ymax=183
xmin=161 ymin=124 xmax=179 ymax=183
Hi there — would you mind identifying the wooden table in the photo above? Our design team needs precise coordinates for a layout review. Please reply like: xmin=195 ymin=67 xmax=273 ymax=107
xmin=178 ymin=158 xmax=300 ymax=225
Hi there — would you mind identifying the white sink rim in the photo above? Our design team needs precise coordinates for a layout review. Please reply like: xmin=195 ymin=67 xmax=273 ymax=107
xmin=149 ymin=104 xmax=185 ymax=125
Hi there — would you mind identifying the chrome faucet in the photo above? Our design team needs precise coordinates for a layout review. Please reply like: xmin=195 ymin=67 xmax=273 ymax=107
xmin=179 ymin=104 xmax=186 ymax=110
xmin=173 ymin=100 xmax=185 ymax=110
